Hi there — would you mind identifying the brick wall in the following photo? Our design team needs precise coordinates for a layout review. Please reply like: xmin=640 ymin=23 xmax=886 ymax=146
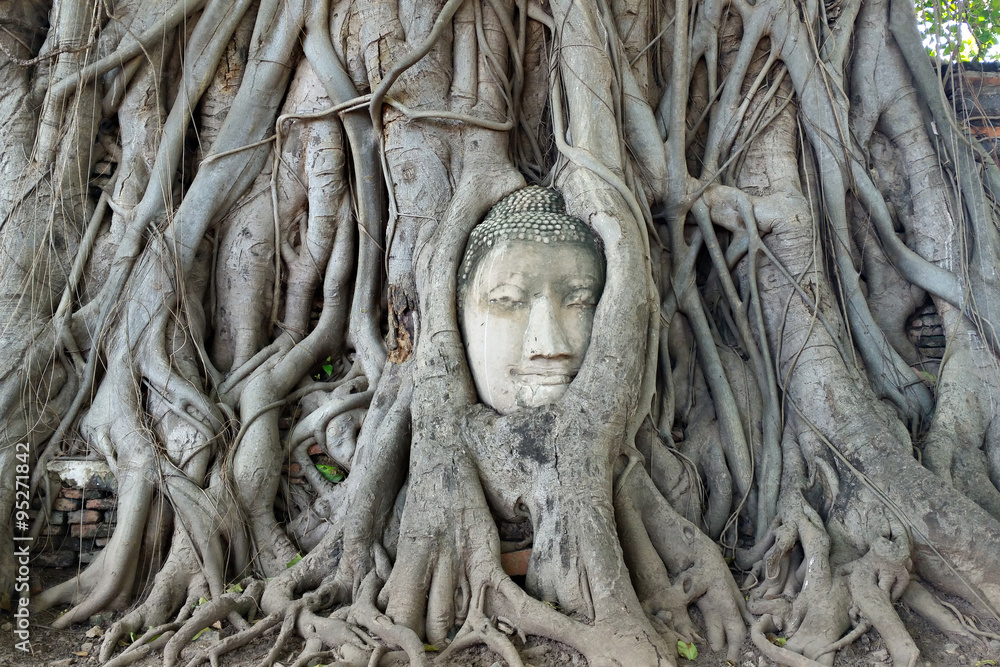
xmin=946 ymin=61 xmax=1000 ymax=163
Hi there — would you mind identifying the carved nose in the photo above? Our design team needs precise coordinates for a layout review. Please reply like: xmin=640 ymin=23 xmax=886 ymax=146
xmin=523 ymin=296 xmax=571 ymax=359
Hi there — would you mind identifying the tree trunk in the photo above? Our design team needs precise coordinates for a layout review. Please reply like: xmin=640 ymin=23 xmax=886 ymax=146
xmin=3 ymin=0 xmax=1000 ymax=665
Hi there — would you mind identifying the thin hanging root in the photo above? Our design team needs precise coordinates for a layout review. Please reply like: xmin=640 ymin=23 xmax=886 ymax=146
xmin=936 ymin=598 xmax=1000 ymax=641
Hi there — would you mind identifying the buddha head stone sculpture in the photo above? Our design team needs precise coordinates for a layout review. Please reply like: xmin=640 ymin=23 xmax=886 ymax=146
xmin=458 ymin=186 xmax=605 ymax=414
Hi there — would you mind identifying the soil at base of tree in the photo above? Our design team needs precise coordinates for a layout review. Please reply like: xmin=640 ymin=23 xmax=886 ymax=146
xmin=1 ymin=568 xmax=998 ymax=667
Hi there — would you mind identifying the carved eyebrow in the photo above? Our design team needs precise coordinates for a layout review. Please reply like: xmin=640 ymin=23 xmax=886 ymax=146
xmin=486 ymin=282 xmax=527 ymax=299
xmin=563 ymin=275 xmax=601 ymax=289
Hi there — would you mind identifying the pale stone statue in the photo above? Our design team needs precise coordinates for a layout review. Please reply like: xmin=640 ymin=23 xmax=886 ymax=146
xmin=458 ymin=186 xmax=605 ymax=413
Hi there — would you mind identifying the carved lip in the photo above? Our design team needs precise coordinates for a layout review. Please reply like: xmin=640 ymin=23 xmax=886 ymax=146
xmin=512 ymin=371 xmax=576 ymax=386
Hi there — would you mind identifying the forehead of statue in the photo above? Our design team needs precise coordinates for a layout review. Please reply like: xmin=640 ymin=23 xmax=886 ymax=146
xmin=462 ymin=239 xmax=605 ymax=294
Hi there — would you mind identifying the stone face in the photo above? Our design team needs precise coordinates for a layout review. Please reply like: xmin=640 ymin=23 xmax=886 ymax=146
xmin=459 ymin=188 xmax=606 ymax=415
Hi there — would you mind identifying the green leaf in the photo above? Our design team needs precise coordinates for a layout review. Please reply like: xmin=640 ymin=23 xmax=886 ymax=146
xmin=316 ymin=464 xmax=345 ymax=483
xmin=976 ymin=660 xmax=998 ymax=666
xmin=286 ymin=553 xmax=303 ymax=568
xmin=192 ymin=627 xmax=211 ymax=641
xmin=677 ymin=640 xmax=698 ymax=660
xmin=226 ymin=582 xmax=243 ymax=594
xmin=196 ymin=597 xmax=209 ymax=607
xmin=424 ymin=644 xmax=440 ymax=651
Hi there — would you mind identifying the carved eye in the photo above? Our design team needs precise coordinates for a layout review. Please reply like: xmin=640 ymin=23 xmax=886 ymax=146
xmin=487 ymin=285 xmax=526 ymax=309
xmin=564 ymin=288 xmax=596 ymax=308
xmin=489 ymin=295 xmax=525 ymax=309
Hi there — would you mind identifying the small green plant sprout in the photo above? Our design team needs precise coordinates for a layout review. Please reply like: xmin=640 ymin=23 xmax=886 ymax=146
xmin=677 ymin=640 xmax=698 ymax=660
xmin=316 ymin=463 xmax=345 ymax=483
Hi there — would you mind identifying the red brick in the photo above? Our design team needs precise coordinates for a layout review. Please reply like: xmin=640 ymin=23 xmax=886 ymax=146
xmin=71 ymin=524 xmax=111 ymax=539
xmin=53 ymin=498 xmax=79 ymax=512
xmin=307 ymin=443 xmax=323 ymax=456
xmin=67 ymin=510 xmax=101 ymax=523
xmin=58 ymin=488 xmax=105 ymax=500
xmin=500 ymin=548 xmax=532 ymax=577
xmin=41 ymin=524 xmax=66 ymax=536
xmin=85 ymin=498 xmax=115 ymax=510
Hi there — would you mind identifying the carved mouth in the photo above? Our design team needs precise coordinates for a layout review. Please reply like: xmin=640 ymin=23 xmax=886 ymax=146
xmin=513 ymin=372 xmax=575 ymax=386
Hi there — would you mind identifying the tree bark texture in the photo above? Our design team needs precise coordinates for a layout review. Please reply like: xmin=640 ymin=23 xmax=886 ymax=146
xmin=2 ymin=0 xmax=1000 ymax=665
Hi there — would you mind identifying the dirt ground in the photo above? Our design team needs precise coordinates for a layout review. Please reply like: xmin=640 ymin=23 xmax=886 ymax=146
xmin=1 ymin=568 xmax=999 ymax=666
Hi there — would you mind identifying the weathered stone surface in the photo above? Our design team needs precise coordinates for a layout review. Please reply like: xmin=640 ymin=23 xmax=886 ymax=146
xmin=48 ymin=458 xmax=117 ymax=491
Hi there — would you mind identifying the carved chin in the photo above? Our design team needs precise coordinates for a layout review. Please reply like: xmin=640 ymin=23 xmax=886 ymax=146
xmin=515 ymin=382 xmax=569 ymax=408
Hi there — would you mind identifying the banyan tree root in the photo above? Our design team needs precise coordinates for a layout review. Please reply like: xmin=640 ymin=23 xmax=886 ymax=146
xmin=8 ymin=0 xmax=1000 ymax=665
